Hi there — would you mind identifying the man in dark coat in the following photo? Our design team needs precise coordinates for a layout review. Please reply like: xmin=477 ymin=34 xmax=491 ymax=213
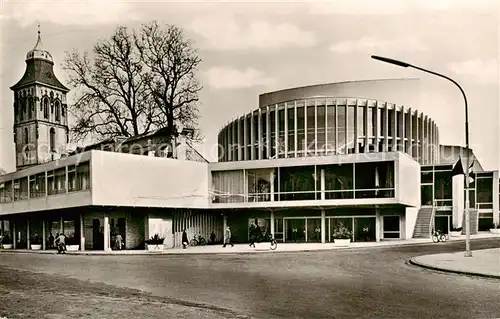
xmin=182 ymin=229 xmax=189 ymax=249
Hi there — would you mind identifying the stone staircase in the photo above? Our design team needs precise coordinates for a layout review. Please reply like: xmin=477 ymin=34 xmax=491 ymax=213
xmin=413 ymin=207 xmax=434 ymax=238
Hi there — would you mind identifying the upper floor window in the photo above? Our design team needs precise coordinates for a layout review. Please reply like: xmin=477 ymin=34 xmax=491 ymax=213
xmin=20 ymin=99 xmax=26 ymax=121
xmin=28 ymin=97 xmax=33 ymax=119
xmin=24 ymin=128 xmax=28 ymax=145
xmin=55 ymin=101 xmax=61 ymax=122
xmin=49 ymin=127 xmax=56 ymax=152
xmin=43 ymin=98 xmax=49 ymax=119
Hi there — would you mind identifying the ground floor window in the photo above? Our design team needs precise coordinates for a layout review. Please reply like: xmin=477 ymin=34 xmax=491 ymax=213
xmin=382 ymin=216 xmax=400 ymax=239
xmin=478 ymin=217 xmax=494 ymax=231
xmin=327 ymin=217 xmax=375 ymax=242
xmin=434 ymin=215 xmax=452 ymax=233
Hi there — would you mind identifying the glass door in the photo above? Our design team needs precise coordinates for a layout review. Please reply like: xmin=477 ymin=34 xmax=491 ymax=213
xmin=353 ymin=217 xmax=376 ymax=242
xmin=285 ymin=218 xmax=306 ymax=243
xmin=306 ymin=218 xmax=321 ymax=242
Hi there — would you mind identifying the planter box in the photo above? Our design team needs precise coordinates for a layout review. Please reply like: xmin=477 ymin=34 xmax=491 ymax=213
xmin=449 ymin=231 xmax=462 ymax=237
xmin=66 ymin=245 xmax=80 ymax=251
xmin=146 ymin=244 xmax=164 ymax=251
xmin=489 ymin=229 xmax=500 ymax=234
xmin=333 ymin=239 xmax=351 ymax=246
xmin=31 ymin=244 xmax=42 ymax=250
xmin=2 ymin=244 xmax=12 ymax=249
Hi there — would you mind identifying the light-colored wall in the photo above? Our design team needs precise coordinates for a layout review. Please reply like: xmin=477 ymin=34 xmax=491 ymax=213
xmin=90 ymin=151 xmax=210 ymax=208
xmin=493 ymin=171 xmax=499 ymax=225
xmin=396 ymin=153 xmax=421 ymax=207
xmin=404 ymin=207 xmax=419 ymax=239
xmin=452 ymin=174 xmax=465 ymax=228
xmin=258 ymin=79 xmax=421 ymax=108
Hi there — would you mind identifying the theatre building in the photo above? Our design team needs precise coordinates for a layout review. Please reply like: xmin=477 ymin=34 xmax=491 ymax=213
xmin=0 ymin=34 xmax=498 ymax=251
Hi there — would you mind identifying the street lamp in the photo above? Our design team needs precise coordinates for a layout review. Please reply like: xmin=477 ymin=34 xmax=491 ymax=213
xmin=371 ymin=55 xmax=472 ymax=257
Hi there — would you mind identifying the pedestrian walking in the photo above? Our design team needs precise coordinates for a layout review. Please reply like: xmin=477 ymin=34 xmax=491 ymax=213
xmin=48 ymin=233 xmax=54 ymax=249
xmin=115 ymin=233 xmax=123 ymax=250
xmin=223 ymin=226 xmax=234 ymax=248
xmin=182 ymin=229 xmax=189 ymax=249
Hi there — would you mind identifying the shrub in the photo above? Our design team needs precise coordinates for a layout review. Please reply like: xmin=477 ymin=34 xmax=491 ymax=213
xmin=145 ymin=233 xmax=165 ymax=245
xmin=1 ymin=234 xmax=11 ymax=244
xmin=332 ymin=222 xmax=353 ymax=240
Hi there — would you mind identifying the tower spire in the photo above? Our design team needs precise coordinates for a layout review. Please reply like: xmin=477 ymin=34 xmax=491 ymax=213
xmin=34 ymin=23 xmax=42 ymax=50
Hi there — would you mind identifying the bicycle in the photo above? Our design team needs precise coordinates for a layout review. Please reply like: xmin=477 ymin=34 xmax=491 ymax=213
xmin=431 ymin=229 xmax=449 ymax=243
xmin=261 ymin=232 xmax=278 ymax=251
xmin=189 ymin=235 xmax=207 ymax=246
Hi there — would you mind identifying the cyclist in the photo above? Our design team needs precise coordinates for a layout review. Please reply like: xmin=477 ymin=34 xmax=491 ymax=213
xmin=54 ymin=233 xmax=67 ymax=254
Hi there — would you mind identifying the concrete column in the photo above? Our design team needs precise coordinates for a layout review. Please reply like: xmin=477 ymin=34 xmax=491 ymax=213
xmin=258 ymin=108 xmax=262 ymax=160
xmin=266 ymin=106 xmax=271 ymax=159
xmin=270 ymin=170 xmax=275 ymax=202
xmin=304 ymin=103 xmax=308 ymax=155
xmin=250 ymin=112 xmax=255 ymax=160
xmin=270 ymin=210 xmax=275 ymax=238
xmin=275 ymin=104 xmax=279 ymax=157
xmin=320 ymin=169 xmax=325 ymax=200
xmin=321 ymin=209 xmax=326 ymax=244
xmin=353 ymin=100 xmax=359 ymax=153
xmin=243 ymin=115 xmax=248 ymax=160
xmin=42 ymin=219 xmax=46 ymax=250
xmin=407 ymin=108 xmax=413 ymax=157
xmin=223 ymin=214 xmax=227 ymax=235
xmin=104 ymin=214 xmax=110 ymax=251
xmin=284 ymin=102 xmax=288 ymax=158
xmin=314 ymin=100 xmax=318 ymax=156
xmin=294 ymin=101 xmax=298 ymax=156
xmin=493 ymin=171 xmax=499 ymax=225
xmin=375 ymin=207 xmax=381 ymax=242
xmin=27 ymin=220 xmax=30 ymax=249
xmin=80 ymin=213 xmax=85 ymax=251
xmin=383 ymin=103 xmax=389 ymax=152
xmin=104 ymin=215 xmax=110 ymax=251
xmin=59 ymin=216 xmax=63 ymax=234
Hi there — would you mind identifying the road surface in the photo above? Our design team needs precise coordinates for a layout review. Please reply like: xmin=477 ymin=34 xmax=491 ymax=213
xmin=1 ymin=238 xmax=499 ymax=318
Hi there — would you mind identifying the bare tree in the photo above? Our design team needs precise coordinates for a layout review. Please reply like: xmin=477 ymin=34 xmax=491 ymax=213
xmin=62 ymin=26 xmax=157 ymax=142
xmin=135 ymin=21 xmax=203 ymax=142
xmin=63 ymin=22 xmax=203 ymax=145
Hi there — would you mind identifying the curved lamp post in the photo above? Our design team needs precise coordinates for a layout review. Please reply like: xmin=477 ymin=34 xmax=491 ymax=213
xmin=371 ymin=55 xmax=472 ymax=257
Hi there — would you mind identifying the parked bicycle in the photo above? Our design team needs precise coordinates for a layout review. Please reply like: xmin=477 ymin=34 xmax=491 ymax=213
xmin=260 ymin=231 xmax=278 ymax=251
xmin=190 ymin=234 xmax=207 ymax=246
xmin=431 ymin=229 xmax=449 ymax=243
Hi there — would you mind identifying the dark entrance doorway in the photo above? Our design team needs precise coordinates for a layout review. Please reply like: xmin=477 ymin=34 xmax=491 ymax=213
xmin=92 ymin=219 xmax=103 ymax=250
xmin=285 ymin=218 xmax=306 ymax=242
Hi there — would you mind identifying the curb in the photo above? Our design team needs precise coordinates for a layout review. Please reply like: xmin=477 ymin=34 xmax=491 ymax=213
xmin=408 ymin=258 xmax=500 ymax=280
xmin=0 ymin=236 xmax=496 ymax=257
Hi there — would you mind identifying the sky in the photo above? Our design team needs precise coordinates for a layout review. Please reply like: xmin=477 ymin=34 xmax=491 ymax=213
xmin=1 ymin=0 xmax=499 ymax=172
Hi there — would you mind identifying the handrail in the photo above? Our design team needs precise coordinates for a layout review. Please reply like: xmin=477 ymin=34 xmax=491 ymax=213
xmin=429 ymin=200 xmax=437 ymax=238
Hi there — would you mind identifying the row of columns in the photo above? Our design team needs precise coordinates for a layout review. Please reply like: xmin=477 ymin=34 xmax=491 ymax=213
xmin=220 ymin=100 xmax=439 ymax=165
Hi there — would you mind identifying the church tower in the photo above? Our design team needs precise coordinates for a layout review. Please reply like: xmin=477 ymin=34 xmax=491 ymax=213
xmin=10 ymin=28 xmax=70 ymax=170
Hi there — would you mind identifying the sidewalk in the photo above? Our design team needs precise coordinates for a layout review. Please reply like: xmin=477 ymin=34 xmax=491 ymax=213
xmin=1 ymin=232 xmax=497 ymax=256
xmin=410 ymin=248 xmax=500 ymax=279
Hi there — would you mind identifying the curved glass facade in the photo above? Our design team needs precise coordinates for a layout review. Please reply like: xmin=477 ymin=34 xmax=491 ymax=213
xmin=218 ymin=97 xmax=439 ymax=165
